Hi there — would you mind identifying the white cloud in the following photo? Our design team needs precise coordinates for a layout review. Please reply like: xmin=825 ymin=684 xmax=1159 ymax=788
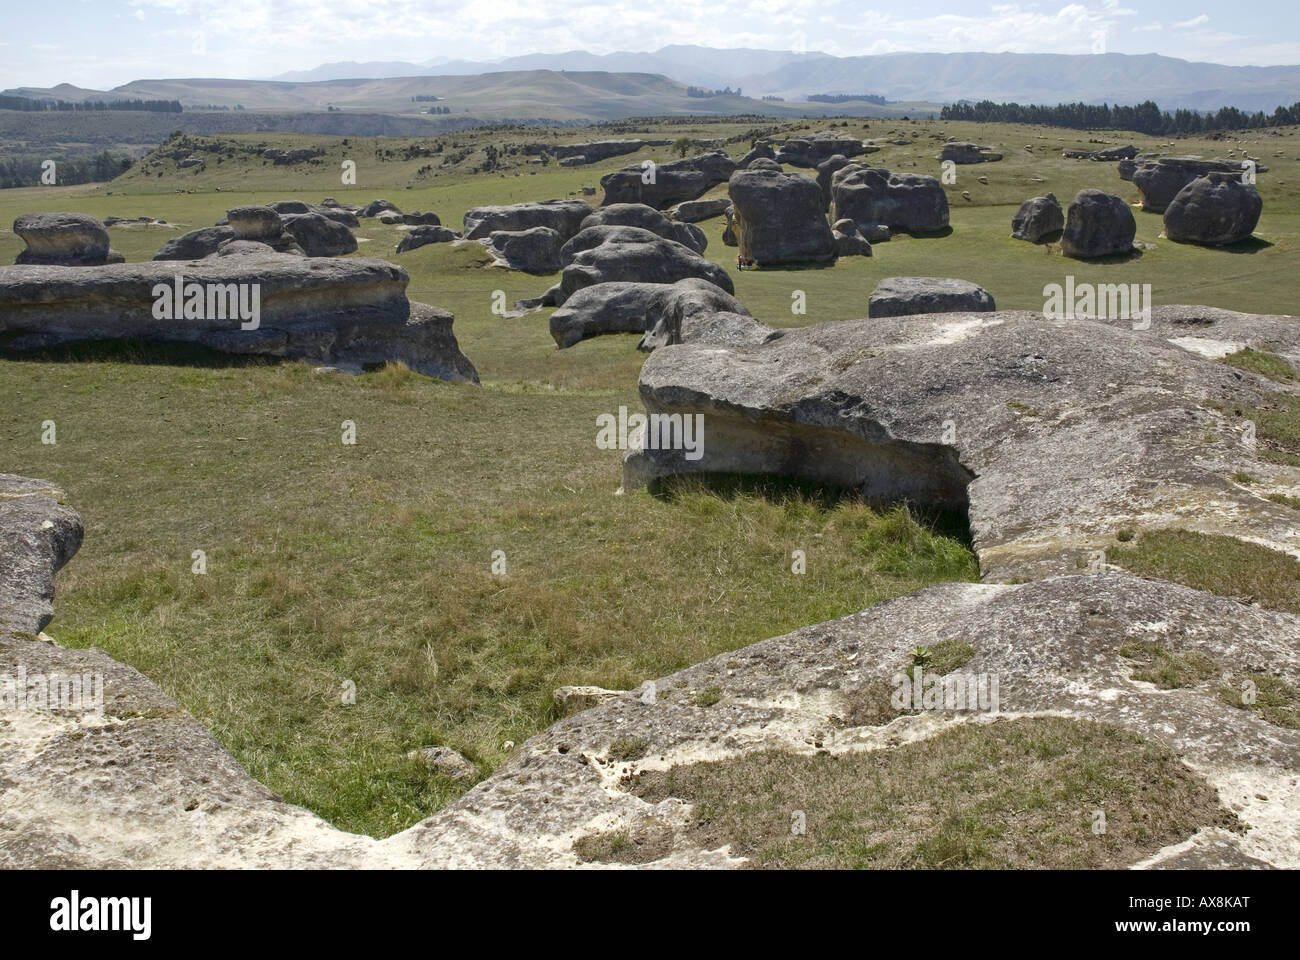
xmin=1173 ymin=15 xmax=1210 ymax=30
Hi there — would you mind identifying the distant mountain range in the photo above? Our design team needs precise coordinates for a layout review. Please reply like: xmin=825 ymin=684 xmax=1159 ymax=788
xmin=267 ymin=47 xmax=1300 ymax=112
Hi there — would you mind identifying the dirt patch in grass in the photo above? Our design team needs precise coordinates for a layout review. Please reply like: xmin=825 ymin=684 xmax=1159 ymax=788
xmin=617 ymin=717 xmax=1237 ymax=869
xmin=1110 ymin=529 xmax=1300 ymax=614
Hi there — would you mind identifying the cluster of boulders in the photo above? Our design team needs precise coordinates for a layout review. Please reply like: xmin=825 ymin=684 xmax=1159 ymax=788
xmin=12 ymin=213 xmax=123 ymax=267
xmin=766 ymin=132 xmax=877 ymax=168
xmin=1063 ymin=144 xmax=1138 ymax=161
xmin=599 ymin=152 xmax=736 ymax=208
xmin=1132 ymin=156 xmax=1264 ymax=213
xmin=1163 ymin=175 xmax=1262 ymax=246
xmin=939 ymin=142 xmax=1002 ymax=164
xmin=830 ymin=164 xmax=950 ymax=236
xmin=153 ymin=203 xmax=359 ymax=261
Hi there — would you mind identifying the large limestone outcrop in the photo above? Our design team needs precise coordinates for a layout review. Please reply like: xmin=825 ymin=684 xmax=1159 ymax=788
xmin=0 ymin=257 xmax=478 ymax=383
xmin=868 ymin=277 xmax=995 ymax=317
xmin=599 ymin=152 xmax=736 ymax=209
xmin=548 ymin=278 xmax=769 ymax=350
xmin=13 ymin=213 xmax=123 ymax=267
xmin=575 ymin=204 xmax=706 ymax=255
xmin=1010 ymin=194 xmax=1064 ymax=243
xmin=1060 ymin=189 xmax=1136 ymax=259
xmin=556 ymin=226 xmax=734 ymax=302
xmin=624 ymin=307 xmax=1300 ymax=583
xmin=831 ymin=166 xmax=949 ymax=235
xmin=772 ymin=134 xmax=874 ymax=168
xmin=462 ymin=199 xmax=592 ymax=242
xmin=727 ymin=165 xmax=836 ymax=265
xmin=1163 ymin=176 xmax=1263 ymax=246
xmin=0 ymin=476 xmax=83 ymax=635
xmin=1134 ymin=157 xmax=1264 ymax=214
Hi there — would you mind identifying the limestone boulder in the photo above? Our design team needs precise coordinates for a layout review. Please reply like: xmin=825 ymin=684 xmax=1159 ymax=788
xmin=832 ymin=219 xmax=873 ymax=257
xmin=462 ymin=199 xmax=592 ymax=242
xmin=1010 ymin=194 xmax=1064 ymax=243
xmin=1163 ymin=176 xmax=1262 ymax=246
xmin=396 ymin=225 xmax=460 ymax=253
xmin=557 ymin=226 xmax=735 ymax=302
xmin=868 ymin=277 xmax=994 ymax=317
xmin=280 ymin=212 xmax=359 ymax=257
xmin=13 ymin=213 xmax=122 ymax=267
xmin=153 ymin=225 xmax=236 ymax=261
xmin=487 ymin=226 xmax=564 ymax=273
xmin=727 ymin=165 xmax=836 ymax=265
xmin=816 ymin=154 xmax=851 ymax=211
xmin=939 ymin=142 xmax=1002 ymax=164
xmin=1060 ymin=189 xmax=1137 ymax=259
xmin=1133 ymin=157 xmax=1261 ymax=213
xmin=831 ymin=166 xmax=949 ymax=235
xmin=669 ymin=197 xmax=731 ymax=223
xmin=599 ymin=152 xmax=736 ymax=209
xmin=774 ymin=134 xmax=871 ymax=168
xmin=576 ymin=203 xmax=706 ymax=254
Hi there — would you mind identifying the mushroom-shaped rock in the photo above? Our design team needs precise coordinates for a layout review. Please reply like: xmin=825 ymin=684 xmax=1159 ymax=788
xmin=13 ymin=213 xmax=122 ymax=266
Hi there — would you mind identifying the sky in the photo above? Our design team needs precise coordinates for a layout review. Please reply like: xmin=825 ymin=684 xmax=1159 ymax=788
xmin=4 ymin=0 xmax=1299 ymax=90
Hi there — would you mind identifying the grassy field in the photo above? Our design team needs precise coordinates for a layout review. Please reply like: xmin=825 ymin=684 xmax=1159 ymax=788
xmin=2 ymin=116 xmax=1298 ymax=838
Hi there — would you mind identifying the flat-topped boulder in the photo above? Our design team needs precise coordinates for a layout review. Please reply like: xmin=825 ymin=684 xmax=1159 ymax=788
xmin=831 ymin=166 xmax=949 ymax=235
xmin=1133 ymin=157 xmax=1262 ymax=213
xmin=523 ymin=140 xmax=645 ymax=163
xmin=548 ymin=278 xmax=765 ymax=350
xmin=939 ymin=142 xmax=1002 ymax=164
xmin=868 ymin=277 xmax=994 ymax=317
xmin=13 ymin=213 xmax=122 ymax=266
xmin=727 ymin=164 xmax=836 ymax=265
xmin=1163 ymin=176 xmax=1262 ymax=246
xmin=0 ymin=257 xmax=478 ymax=383
xmin=556 ymin=226 xmax=734 ymax=302
xmin=1010 ymin=193 xmax=1064 ymax=243
xmin=226 ymin=205 xmax=284 ymax=241
xmin=624 ymin=306 xmax=1299 ymax=583
xmin=575 ymin=203 xmax=705 ymax=254
xmin=1060 ymin=189 xmax=1136 ymax=259
xmin=599 ymin=152 xmax=736 ymax=209
xmin=462 ymin=198 xmax=592 ymax=242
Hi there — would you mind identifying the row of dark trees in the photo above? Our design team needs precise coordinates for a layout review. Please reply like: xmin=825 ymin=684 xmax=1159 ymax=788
xmin=0 ymin=95 xmax=183 ymax=112
xmin=686 ymin=85 xmax=742 ymax=98
xmin=940 ymin=99 xmax=1300 ymax=134
xmin=0 ymin=150 xmax=133 ymax=189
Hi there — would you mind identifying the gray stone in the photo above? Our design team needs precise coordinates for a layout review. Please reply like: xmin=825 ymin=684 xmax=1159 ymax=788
xmin=462 ymin=198 xmax=592 ymax=242
xmin=774 ymin=134 xmax=871 ymax=168
xmin=1133 ymin=157 xmax=1262 ymax=213
xmin=487 ymin=226 xmax=564 ymax=273
xmin=868 ymin=276 xmax=994 ymax=317
xmin=548 ymin=278 xmax=761 ymax=349
xmin=153 ymin=225 xmax=236 ymax=261
xmin=815 ymin=154 xmax=852 ymax=211
xmin=408 ymin=747 xmax=475 ymax=780
xmin=599 ymin=152 xmax=736 ymax=209
xmin=280 ymin=212 xmax=359 ymax=257
xmin=0 ymin=475 xmax=83 ymax=635
xmin=670 ymin=197 xmax=731 ymax=222
xmin=576 ymin=204 xmax=706 ymax=254
xmin=939 ymin=142 xmax=1002 ymax=164
xmin=359 ymin=199 xmax=402 ymax=218
xmin=0 ymin=258 xmax=478 ymax=383
xmin=1163 ymin=176 xmax=1262 ymax=246
xmin=553 ymin=685 xmax=625 ymax=716
xmin=831 ymin=166 xmax=949 ymax=234
xmin=727 ymin=165 xmax=836 ymax=265
xmin=1010 ymin=194 xmax=1064 ymax=243
xmin=1060 ymin=189 xmax=1137 ymax=259
xmin=396 ymin=225 xmax=460 ymax=253
xmin=13 ymin=213 xmax=122 ymax=267
xmin=226 ymin=206 xmax=283 ymax=242
xmin=737 ymin=142 xmax=776 ymax=168
xmin=556 ymin=226 xmax=734 ymax=302
xmin=832 ymin=220 xmax=873 ymax=257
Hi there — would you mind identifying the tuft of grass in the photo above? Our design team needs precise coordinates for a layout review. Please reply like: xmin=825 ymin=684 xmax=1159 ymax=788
xmin=1267 ymin=492 xmax=1300 ymax=510
xmin=1118 ymin=643 xmax=1219 ymax=689
xmin=1231 ymin=471 xmax=1260 ymax=485
xmin=1216 ymin=395 xmax=1300 ymax=468
xmin=1217 ymin=673 xmax=1300 ymax=729
xmin=1110 ymin=529 xmax=1300 ymax=614
xmin=619 ymin=717 xmax=1236 ymax=869
xmin=1223 ymin=347 xmax=1297 ymax=384
xmin=608 ymin=737 xmax=649 ymax=762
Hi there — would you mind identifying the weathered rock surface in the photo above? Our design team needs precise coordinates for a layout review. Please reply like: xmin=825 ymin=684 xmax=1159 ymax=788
xmin=832 ymin=219 xmax=873 ymax=257
xmin=831 ymin=166 xmax=949 ymax=235
xmin=721 ymin=204 xmax=737 ymax=246
xmin=548 ymin=278 xmax=765 ymax=350
xmin=669 ymin=197 xmax=731 ymax=223
xmin=359 ymin=199 xmax=401 ymax=218
xmin=737 ymin=143 xmax=776 ymax=168
xmin=868 ymin=277 xmax=994 ymax=317
xmin=624 ymin=307 xmax=1300 ymax=582
xmin=0 ymin=476 xmax=83 ymax=635
xmin=1163 ymin=176 xmax=1263 ymax=246
xmin=153 ymin=225 xmax=237 ymax=261
xmin=773 ymin=134 xmax=872 ymax=168
xmin=462 ymin=199 xmax=591 ymax=242
xmin=728 ymin=165 xmax=836 ymax=265
xmin=395 ymin=225 xmax=461 ymax=253
xmin=13 ymin=213 xmax=122 ymax=267
xmin=280 ymin=212 xmax=359 ymax=257
xmin=226 ymin=205 xmax=284 ymax=241
xmin=487 ymin=226 xmax=564 ymax=273
xmin=575 ymin=204 xmax=705 ymax=254
xmin=1134 ymin=157 xmax=1262 ymax=213
xmin=1060 ymin=189 xmax=1136 ymax=259
xmin=0 ymin=258 xmax=478 ymax=383
xmin=523 ymin=140 xmax=644 ymax=164
xmin=816 ymin=154 xmax=852 ymax=211
xmin=1010 ymin=194 xmax=1064 ymax=243
xmin=939 ymin=142 xmax=1002 ymax=164
xmin=599 ymin=152 xmax=736 ymax=209
xmin=557 ymin=226 xmax=734 ymax=301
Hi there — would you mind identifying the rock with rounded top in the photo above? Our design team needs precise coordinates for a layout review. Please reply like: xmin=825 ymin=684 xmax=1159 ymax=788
xmin=13 ymin=213 xmax=122 ymax=266
xmin=462 ymin=198 xmax=592 ymax=242
xmin=1011 ymin=194 xmax=1064 ymax=243
xmin=599 ymin=152 xmax=736 ymax=209
xmin=831 ymin=166 xmax=949 ymax=234
xmin=575 ymin=203 xmax=705 ymax=254
xmin=1163 ymin=176 xmax=1262 ymax=246
xmin=557 ymin=225 xmax=734 ymax=301
xmin=1060 ymin=189 xmax=1136 ymax=259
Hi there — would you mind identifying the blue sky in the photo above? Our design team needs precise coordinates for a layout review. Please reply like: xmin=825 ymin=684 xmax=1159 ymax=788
xmin=5 ymin=0 xmax=1299 ymax=89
